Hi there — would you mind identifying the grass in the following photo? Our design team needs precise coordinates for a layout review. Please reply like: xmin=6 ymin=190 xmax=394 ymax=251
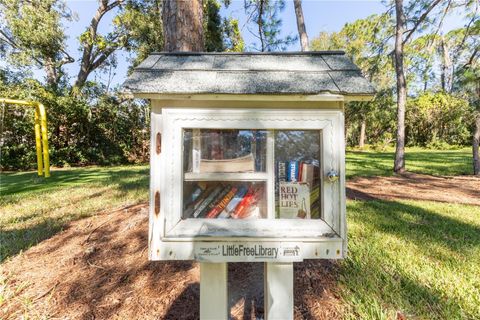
xmin=0 ymin=165 xmax=148 ymax=262
xmin=1 ymin=148 xmax=479 ymax=318
xmin=346 ymin=146 xmax=473 ymax=178
xmin=341 ymin=200 xmax=480 ymax=319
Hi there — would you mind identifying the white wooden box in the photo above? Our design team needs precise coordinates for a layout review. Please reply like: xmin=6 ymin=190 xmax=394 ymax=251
xmin=149 ymin=100 xmax=347 ymax=263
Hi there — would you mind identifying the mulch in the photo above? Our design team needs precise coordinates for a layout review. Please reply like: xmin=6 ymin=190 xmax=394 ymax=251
xmin=1 ymin=173 xmax=478 ymax=319
xmin=347 ymin=172 xmax=480 ymax=205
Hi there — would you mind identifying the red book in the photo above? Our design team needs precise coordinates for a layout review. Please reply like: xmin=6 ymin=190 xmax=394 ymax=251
xmin=231 ymin=186 xmax=254 ymax=219
xmin=232 ymin=185 xmax=264 ymax=219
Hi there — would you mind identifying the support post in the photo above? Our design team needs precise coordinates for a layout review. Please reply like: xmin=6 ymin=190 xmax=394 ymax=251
xmin=33 ymin=107 xmax=44 ymax=176
xmin=265 ymin=262 xmax=294 ymax=320
xmin=200 ymin=262 xmax=228 ymax=320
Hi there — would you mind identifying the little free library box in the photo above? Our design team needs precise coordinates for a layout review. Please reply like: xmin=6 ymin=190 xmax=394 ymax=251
xmin=123 ymin=51 xmax=375 ymax=263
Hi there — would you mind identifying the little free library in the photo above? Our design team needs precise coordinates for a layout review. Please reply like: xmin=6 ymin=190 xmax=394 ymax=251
xmin=123 ymin=51 xmax=374 ymax=319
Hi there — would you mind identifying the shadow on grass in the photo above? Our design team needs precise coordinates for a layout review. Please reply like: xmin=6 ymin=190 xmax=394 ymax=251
xmin=0 ymin=165 xmax=149 ymax=198
xmin=341 ymin=199 xmax=480 ymax=318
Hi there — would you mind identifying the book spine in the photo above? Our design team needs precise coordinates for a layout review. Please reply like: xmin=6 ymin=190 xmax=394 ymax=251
xmin=198 ymin=185 xmax=231 ymax=218
xmin=298 ymin=161 xmax=304 ymax=182
xmin=231 ymin=187 xmax=254 ymax=219
xmin=206 ymin=186 xmax=238 ymax=218
xmin=193 ymin=186 xmax=222 ymax=218
xmin=277 ymin=161 xmax=287 ymax=182
xmin=192 ymin=129 xmax=201 ymax=173
xmin=220 ymin=186 xmax=248 ymax=217
xmin=235 ymin=186 xmax=264 ymax=219
xmin=289 ymin=161 xmax=299 ymax=182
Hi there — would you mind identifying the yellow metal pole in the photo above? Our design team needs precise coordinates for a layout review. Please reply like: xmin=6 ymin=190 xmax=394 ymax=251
xmin=37 ymin=103 xmax=50 ymax=177
xmin=34 ymin=107 xmax=44 ymax=176
xmin=0 ymin=98 xmax=50 ymax=177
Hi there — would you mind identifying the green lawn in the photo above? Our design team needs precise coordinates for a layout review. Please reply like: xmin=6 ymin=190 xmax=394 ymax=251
xmin=0 ymin=165 xmax=148 ymax=262
xmin=342 ymin=200 xmax=480 ymax=319
xmin=1 ymin=148 xmax=479 ymax=319
xmin=346 ymin=147 xmax=473 ymax=178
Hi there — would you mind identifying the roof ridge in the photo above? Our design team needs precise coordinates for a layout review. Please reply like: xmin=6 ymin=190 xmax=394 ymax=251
xmin=133 ymin=68 xmax=362 ymax=72
xmin=147 ymin=51 xmax=346 ymax=56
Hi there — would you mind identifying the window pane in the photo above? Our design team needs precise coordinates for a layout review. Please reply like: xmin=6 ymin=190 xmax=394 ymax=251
xmin=183 ymin=129 xmax=267 ymax=173
xmin=182 ymin=181 xmax=267 ymax=219
xmin=275 ymin=130 xmax=321 ymax=219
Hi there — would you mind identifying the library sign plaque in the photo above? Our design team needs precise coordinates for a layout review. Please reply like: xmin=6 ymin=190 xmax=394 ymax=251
xmin=123 ymin=52 xmax=374 ymax=319
xmin=194 ymin=242 xmax=303 ymax=263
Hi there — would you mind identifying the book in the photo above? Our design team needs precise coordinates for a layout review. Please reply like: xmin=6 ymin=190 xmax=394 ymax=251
xmin=218 ymin=186 xmax=248 ymax=218
xmin=288 ymin=161 xmax=299 ymax=182
xmin=199 ymin=153 xmax=255 ymax=173
xmin=279 ymin=182 xmax=310 ymax=219
xmin=183 ymin=186 xmax=212 ymax=218
xmin=197 ymin=185 xmax=231 ymax=218
xmin=205 ymin=186 xmax=238 ymax=218
xmin=192 ymin=129 xmax=201 ymax=173
xmin=231 ymin=186 xmax=255 ymax=219
xmin=300 ymin=163 xmax=315 ymax=188
xmin=192 ymin=186 xmax=223 ymax=218
xmin=277 ymin=161 xmax=287 ymax=182
xmin=232 ymin=185 xmax=264 ymax=219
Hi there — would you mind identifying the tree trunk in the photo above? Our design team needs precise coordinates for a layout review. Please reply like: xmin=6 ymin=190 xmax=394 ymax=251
xmin=440 ymin=36 xmax=453 ymax=92
xmin=394 ymin=0 xmax=407 ymax=173
xmin=293 ymin=0 xmax=309 ymax=51
xmin=44 ymin=56 xmax=58 ymax=88
xmin=473 ymin=111 xmax=480 ymax=175
xmin=162 ymin=0 xmax=204 ymax=52
xmin=359 ymin=118 xmax=366 ymax=149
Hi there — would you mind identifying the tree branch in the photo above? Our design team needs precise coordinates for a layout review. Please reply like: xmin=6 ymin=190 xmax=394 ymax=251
xmin=403 ymin=0 xmax=443 ymax=45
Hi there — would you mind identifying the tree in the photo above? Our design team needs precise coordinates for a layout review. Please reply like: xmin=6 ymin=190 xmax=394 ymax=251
xmin=244 ymin=0 xmax=297 ymax=52
xmin=0 ymin=0 xmax=74 ymax=88
xmin=204 ymin=0 xmax=223 ymax=51
xmin=116 ymin=0 xmax=164 ymax=69
xmin=311 ymin=14 xmax=394 ymax=148
xmin=391 ymin=0 xmax=450 ymax=173
xmin=162 ymin=0 xmax=204 ymax=51
xmin=222 ymin=18 xmax=245 ymax=52
xmin=393 ymin=0 xmax=407 ymax=172
xmin=74 ymin=0 xmax=129 ymax=90
xmin=293 ymin=0 xmax=308 ymax=51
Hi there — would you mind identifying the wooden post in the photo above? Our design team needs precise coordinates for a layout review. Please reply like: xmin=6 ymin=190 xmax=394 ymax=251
xmin=264 ymin=262 xmax=294 ymax=320
xmin=200 ymin=262 xmax=228 ymax=320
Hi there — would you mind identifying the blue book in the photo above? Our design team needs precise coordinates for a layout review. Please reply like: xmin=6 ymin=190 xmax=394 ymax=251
xmin=289 ymin=161 xmax=299 ymax=182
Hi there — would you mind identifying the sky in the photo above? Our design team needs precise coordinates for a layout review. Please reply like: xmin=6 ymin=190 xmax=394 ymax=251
xmin=28 ymin=0 xmax=467 ymax=88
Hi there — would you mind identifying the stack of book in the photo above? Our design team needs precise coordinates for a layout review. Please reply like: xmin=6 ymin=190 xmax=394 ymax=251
xmin=277 ymin=160 xmax=320 ymax=219
xmin=185 ymin=129 xmax=266 ymax=173
xmin=183 ymin=183 xmax=265 ymax=219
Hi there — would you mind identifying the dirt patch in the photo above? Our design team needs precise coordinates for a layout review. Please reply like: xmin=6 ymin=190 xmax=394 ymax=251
xmin=0 ymin=204 xmax=342 ymax=320
xmin=347 ymin=173 xmax=480 ymax=205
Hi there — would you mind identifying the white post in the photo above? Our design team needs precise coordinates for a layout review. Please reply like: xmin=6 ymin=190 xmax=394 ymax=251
xmin=200 ymin=262 xmax=228 ymax=320
xmin=264 ymin=262 xmax=294 ymax=320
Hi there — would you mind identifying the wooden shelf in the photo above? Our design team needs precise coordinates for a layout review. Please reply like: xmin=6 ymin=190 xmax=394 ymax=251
xmin=184 ymin=172 xmax=268 ymax=181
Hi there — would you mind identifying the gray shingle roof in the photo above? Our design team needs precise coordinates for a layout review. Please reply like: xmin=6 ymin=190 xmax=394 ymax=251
xmin=122 ymin=52 xmax=375 ymax=97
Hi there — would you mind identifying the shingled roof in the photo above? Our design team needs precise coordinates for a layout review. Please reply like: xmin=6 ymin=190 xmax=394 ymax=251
xmin=122 ymin=51 xmax=375 ymax=97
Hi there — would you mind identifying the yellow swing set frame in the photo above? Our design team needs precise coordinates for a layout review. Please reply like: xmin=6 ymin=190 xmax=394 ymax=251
xmin=0 ymin=98 xmax=50 ymax=177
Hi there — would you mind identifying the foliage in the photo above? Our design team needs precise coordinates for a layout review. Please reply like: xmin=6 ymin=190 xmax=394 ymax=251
xmin=244 ymin=0 xmax=297 ymax=51
xmin=117 ymin=0 xmax=164 ymax=70
xmin=222 ymin=18 xmax=245 ymax=52
xmin=0 ymin=0 xmax=74 ymax=86
xmin=0 ymin=74 xmax=149 ymax=170
xmin=406 ymin=92 xmax=472 ymax=146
